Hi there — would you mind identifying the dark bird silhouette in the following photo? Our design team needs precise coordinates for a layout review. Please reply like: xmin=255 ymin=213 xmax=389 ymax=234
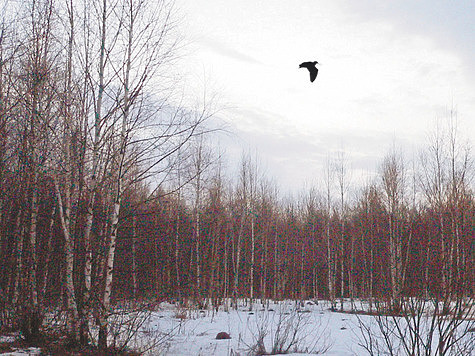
xmin=299 ymin=61 xmax=319 ymax=82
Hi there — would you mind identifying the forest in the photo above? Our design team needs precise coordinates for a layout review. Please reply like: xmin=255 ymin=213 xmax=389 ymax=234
xmin=0 ymin=0 xmax=473 ymax=354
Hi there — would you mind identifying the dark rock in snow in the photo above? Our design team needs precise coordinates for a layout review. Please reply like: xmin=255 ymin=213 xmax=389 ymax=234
xmin=216 ymin=331 xmax=231 ymax=340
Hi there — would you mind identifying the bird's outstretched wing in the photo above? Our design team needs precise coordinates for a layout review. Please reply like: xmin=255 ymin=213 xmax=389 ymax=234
xmin=299 ymin=61 xmax=318 ymax=82
xmin=309 ymin=67 xmax=318 ymax=82
xmin=299 ymin=62 xmax=313 ymax=68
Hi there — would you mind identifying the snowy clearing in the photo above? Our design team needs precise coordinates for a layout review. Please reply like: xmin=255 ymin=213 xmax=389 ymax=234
xmin=151 ymin=300 xmax=359 ymax=355
xmin=1 ymin=299 xmax=473 ymax=355
xmin=98 ymin=299 xmax=474 ymax=355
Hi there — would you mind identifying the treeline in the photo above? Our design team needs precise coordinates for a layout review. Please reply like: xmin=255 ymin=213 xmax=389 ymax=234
xmin=113 ymin=139 xmax=473 ymax=308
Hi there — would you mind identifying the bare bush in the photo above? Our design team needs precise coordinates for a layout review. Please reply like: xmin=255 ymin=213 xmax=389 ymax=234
xmin=245 ymin=304 xmax=332 ymax=355
xmin=356 ymin=296 xmax=474 ymax=355
xmin=90 ymin=302 xmax=177 ymax=355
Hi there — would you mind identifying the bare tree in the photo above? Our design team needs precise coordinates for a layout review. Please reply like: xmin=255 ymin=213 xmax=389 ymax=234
xmin=324 ymin=156 xmax=336 ymax=309
xmin=95 ymin=0 xmax=211 ymax=347
xmin=359 ymin=183 xmax=381 ymax=309
xmin=13 ymin=0 xmax=57 ymax=341
xmin=246 ymin=154 xmax=259 ymax=307
xmin=380 ymin=149 xmax=407 ymax=311
xmin=231 ymin=155 xmax=248 ymax=308
xmin=420 ymin=121 xmax=449 ymax=296
xmin=49 ymin=0 xmax=86 ymax=340
xmin=335 ymin=151 xmax=350 ymax=310
xmin=445 ymin=110 xmax=472 ymax=296
xmin=188 ymin=135 xmax=213 ymax=301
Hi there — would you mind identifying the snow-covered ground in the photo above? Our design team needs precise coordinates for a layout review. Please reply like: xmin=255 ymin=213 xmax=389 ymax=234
xmin=121 ymin=300 xmax=388 ymax=355
xmin=1 ymin=299 xmax=473 ymax=355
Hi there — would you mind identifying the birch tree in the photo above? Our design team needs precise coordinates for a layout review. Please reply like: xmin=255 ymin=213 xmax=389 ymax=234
xmin=445 ymin=111 xmax=472 ymax=294
xmin=420 ymin=121 xmax=449 ymax=296
xmin=324 ymin=157 xmax=336 ymax=309
xmin=380 ymin=150 xmax=406 ymax=310
xmin=14 ymin=0 xmax=57 ymax=340
xmin=335 ymin=151 xmax=350 ymax=309
xmin=51 ymin=0 xmax=84 ymax=340
xmin=95 ymin=0 xmax=209 ymax=347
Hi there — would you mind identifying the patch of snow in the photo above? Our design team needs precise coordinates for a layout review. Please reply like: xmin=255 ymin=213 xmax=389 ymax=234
xmin=0 ymin=347 xmax=42 ymax=356
xmin=0 ymin=336 xmax=16 ymax=343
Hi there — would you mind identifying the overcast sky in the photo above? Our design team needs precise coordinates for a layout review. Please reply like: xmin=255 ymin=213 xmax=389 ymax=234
xmin=176 ymin=0 xmax=475 ymax=193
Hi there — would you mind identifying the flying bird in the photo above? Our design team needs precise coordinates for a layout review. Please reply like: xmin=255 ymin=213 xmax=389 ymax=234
xmin=299 ymin=61 xmax=319 ymax=82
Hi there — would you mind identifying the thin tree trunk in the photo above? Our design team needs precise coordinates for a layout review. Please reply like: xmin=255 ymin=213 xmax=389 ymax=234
xmin=260 ymin=226 xmax=267 ymax=302
xmin=369 ymin=215 xmax=374 ymax=310
xmin=439 ymin=211 xmax=447 ymax=295
xmin=195 ymin=206 xmax=201 ymax=300
xmin=361 ymin=231 xmax=367 ymax=299
xmin=312 ymin=223 xmax=318 ymax=300
xmin=340 ymin=218 xmax=344 ymax=311
xmin=326 ymin=215 xmax=335 ymax=308
xmin=12 ymin=213 xmax=24 ymax=306
xmin=174 ymin=202 xmax=181 ymax=299
xmin=132 ymin=215 xmax=137 ymax=299
xmin=99 ymin=0 xmax=135 ymax=343
xmin=94 ymin=221 xmax=107 ymax=289
xmin=98 ymin=198 xmax=122 ymax=349
xmin=349 ymin=230 xmax=355 ymax=310
xmin=28 ymin=183 xmax=40 ymax=311
xmin=325 ymin=160 xmax=336 ymax=308
xmin=223 ymin=219 xmax=229 ymax=310
xmin=54 ymin=179 xmax=79 ymax=339
xmin=300 ymin=240 xmax=305 ymax=301
xmin=401 ymin=216 xmax=412 ymax=297
xmin=81 ymin=0 xmax=107 ymax=343
xmin=273 ymin=229 xmax=278 ymax=300
xmin=193 ymin=140 xmax=203 ymax=301
xmin=232 ymin=213 xmax=244 ymax=308
xmin=250 ymin=215 xmax=255 ymax=307
xmin=39 ymin=207 xmax=56 ymax=306
xmin=389 ymin=212 xmax=403 ymax=311
xmin=425 ymin=231 xmax=431 ymax=299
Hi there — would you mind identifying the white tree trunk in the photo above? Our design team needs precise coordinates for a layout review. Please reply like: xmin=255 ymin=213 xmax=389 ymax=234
xmin=54 ymin=179 xmax=79 ymax=338
xmin=250 ymin=215 xmax=255 ymax=304
xmin=132 ymin=215 xmax=137 ymax=299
